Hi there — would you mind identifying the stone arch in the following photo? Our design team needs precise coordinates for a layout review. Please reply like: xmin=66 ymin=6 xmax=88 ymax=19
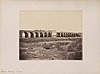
xmin=44 ymin=32 xmax=47 ymax=37
xmin=63 ymin=33 xmax=64 ymax=37
xmin=67 ymin=33 xmax=69 ymax=37
xmin=71 ymin=33 xmax=73 ymax=37
xmin=77 ymin=33 xmax=80 ymax=37
xmin=71 ymin=33 xmax=74 ymax=37
xmin=23 ymin=31 xmax=28 ymax=38
xmin=48 ymin=32 xmax=52 ymax=37
xmin=57 ymin=33 xmax=60 ymax=37
xmin=35 ymin=32 xmax=39 ymax=37
xmin=72 ymin=33 xmax=75 ymax=37
xmin=64 ymin=33 xmax=66 ymax=37
xmin=65 ymin=33 xmax=68 ymax=37
xmin=33 ymin=32 xmax=36 ymax=37
xmin=66 ymin=33 xmax=68 ymax=37
xmin=70 ymin=33 xmax=72 ymax=37
xmin=74 ymin=33 xmax=76 ymax=37
xmin=40 ymin=32 xmax=43 ymax=37
xmin=30 ymin=32 xmax=34 ymax=38
xmin=75 ymin=33 xmax=80 ymax=37
xmin=69 ymin=33 xmax=72 ymax=37
xmin=61 ymin=33 xmax=63 ymax=37
xmin=21 ymin=32 xmax=25 ymax=38
xmin=27 ymin=32 xmax=31 ymax=38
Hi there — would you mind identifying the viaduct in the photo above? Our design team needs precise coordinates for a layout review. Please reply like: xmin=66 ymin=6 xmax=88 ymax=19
xmin=19 ymin=30 xmax=81 ymax=38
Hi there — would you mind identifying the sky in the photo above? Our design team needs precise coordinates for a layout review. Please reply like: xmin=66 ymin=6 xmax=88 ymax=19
xmin=19 ymin=10 xmax=82 ymax=32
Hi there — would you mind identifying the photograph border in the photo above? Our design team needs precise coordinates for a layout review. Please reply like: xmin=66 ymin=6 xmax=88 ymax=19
xmin=0 ymin=0 xmax=100 ymax=74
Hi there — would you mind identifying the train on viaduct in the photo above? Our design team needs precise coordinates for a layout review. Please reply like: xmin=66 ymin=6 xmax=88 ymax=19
xmin=19 ymin=30 xmax=82 ymax=38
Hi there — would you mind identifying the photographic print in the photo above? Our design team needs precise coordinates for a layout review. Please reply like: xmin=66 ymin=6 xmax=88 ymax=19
xmin=1 ymin=0 xmax=100 ymax=74
xmin=19 ymin=10 xmax=82 ymax=60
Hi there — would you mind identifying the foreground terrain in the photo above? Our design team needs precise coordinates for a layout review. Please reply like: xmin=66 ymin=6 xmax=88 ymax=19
xmin=19 ymin=37 xmax=82 ymax=60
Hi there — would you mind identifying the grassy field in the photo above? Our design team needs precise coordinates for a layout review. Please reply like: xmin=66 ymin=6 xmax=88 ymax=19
xmin=19 ymin=37 xmax=82 ymax=60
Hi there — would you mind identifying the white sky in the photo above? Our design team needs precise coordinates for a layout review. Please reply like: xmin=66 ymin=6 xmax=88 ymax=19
xmin=19 ymin=10 xmax=82 ymax=32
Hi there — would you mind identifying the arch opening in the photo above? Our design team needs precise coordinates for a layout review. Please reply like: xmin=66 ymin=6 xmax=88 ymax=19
xmin=48 ymin=32 xmax=52 ymax=37
xmin=40 ymin=32 xmax=43 ymax=37
xmin=30 ymin=32 xmax=34 ymax=38
xmin=61 ymin=33 xmax=63 ymax=37
xmin=57 ymin=33 xmax=60 ymax=37
xmin=24 ymin=32 xmax=28 ymax=38
xmin=35 ymin=32 xmax=39 ymax=37
xmin=44 ymin=32 xmax=47 ymax=37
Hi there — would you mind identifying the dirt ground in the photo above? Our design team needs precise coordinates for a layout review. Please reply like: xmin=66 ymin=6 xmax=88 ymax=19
xmin=19 ymin=37 xmax=82 ymax=60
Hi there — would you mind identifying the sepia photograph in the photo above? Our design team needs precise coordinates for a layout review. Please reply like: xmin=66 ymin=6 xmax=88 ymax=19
xmin=0 ymin=0 xmax=100 ymax=74
xmin=19 ymin=10 xmax=83 ymax=60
